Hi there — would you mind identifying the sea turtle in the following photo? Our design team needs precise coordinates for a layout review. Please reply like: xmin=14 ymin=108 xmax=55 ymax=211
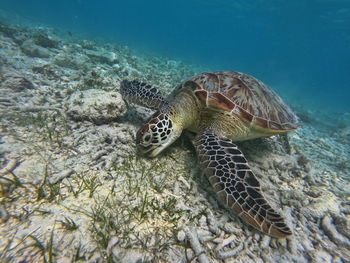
xmin=120 ymin=71 xmax=299 ymax=238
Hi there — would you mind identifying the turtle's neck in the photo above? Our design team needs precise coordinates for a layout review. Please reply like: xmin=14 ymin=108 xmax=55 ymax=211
xmin=160 ymin=89 xmax=201 ymax=132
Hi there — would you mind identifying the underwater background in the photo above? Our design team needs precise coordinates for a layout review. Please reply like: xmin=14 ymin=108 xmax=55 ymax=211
xmin=1 ymin=0 xmax=350 ymax=112
xmin=1 ymin=1 xmax=350 ymax=262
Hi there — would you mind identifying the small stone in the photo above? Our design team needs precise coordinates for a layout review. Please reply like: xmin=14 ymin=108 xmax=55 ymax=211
xmin=197 ymin=229 xmax=212 ymax=242
xmin=0 ymin=159 xmax=17 ymax=176
xmin=207 ymin=216 xmax=220 ymax=235
xmin=223 ymin=222 xmax=241 ymax=234
xmin=322 ymin=215 xmax=350 ymax=248
xmin=105 ymin=154 xmax=118 ymax=170
xmin=106 ymin=237 xmax=119 ymax=253
xmin=198 ymin=215 xmax=207 ymax=227
xmin=304 ymin=191 xmax=340 ymax=218
xmin=215 ymin=234 xmax=237 ymax=251
xmin=311 ymin=250 xmax=332 ymax=263
xmin=261 ymin=254 xmax=274 ymax=262
xmin=184 ymin=227 xmax=210 ymax=263
xmin=48 ymin=169 xmax=74 ymax=184
xmin=186 ymin=248 xmax=195 ymax=261
xmin=92 ymin=150 xmax=108 ymax=161
xmin=109 ymin=247 xmax=149 ymax=263
xmin=2 ymin=74 xmax=35 ymax=91
xmin=21 ymin=39 xmax=51 ymax=58
xmin=217 ymin=243 xmax=243 ymax=260
xmin=301 ymin=238 xmax=315 ymax=252
xmin=0 ymin=205 xmax=9 ymax=223
xmin=54 ymin=53 xmax=88 ymax=70
xmin=269 ymin=238 xmax=278 ymax=249
xmin=32 ymin=64 xmax=59 ymax=79
xmin=305 ymin=174 xmax=316 ymax=185
xmin=33 ymin=32 xmax=59 ymax=48
xmin=85 ymin=49 xmax=119 ymax=65
xmin=253 ymin=233 xmax=261 ymax=242
xmin=287 ymin=237 xmax=297 ymax=255
xmin=260 ymin=235 xmax=271 ymax=249
xmin=0 ymin=23 xmax=17 ymax=37
xmin=277 ymin=238 xmax=287 ymax=247
xmin=177 ymin=230 xmax=186 ymax=242
xmin=333 ymin=214 xmax=350 ymax=239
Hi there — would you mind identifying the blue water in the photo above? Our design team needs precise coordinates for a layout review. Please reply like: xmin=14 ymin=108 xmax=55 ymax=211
xmin=1 ymin=0 xmax=350 ymax=112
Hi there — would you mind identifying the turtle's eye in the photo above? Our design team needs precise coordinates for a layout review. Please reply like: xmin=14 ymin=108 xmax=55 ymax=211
xmin=142 ymin=132 xmax=152 ymax=143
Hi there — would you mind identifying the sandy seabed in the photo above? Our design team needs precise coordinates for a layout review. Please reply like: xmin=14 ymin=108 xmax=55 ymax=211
xmin=0 ymin=15 xmax=350 ymax=263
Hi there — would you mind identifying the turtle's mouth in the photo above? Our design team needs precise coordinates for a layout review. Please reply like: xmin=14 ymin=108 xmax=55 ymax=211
xmin=148 ymin=146 xmax=166 ymax=157
xmin=137 ymin=144 xmax=166 ymax=157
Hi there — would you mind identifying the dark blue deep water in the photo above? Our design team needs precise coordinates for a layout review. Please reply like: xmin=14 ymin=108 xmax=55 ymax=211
xmin=1 ymin=0 xmax=350 ymax=112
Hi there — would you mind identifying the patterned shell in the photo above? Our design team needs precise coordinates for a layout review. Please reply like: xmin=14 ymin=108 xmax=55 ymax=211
xmin=185 ymin=71 xmax=300 ymax=131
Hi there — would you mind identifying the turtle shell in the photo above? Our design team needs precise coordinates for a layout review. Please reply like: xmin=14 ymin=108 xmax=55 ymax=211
xmin=185 ymin=71 xmax=299 ymax=131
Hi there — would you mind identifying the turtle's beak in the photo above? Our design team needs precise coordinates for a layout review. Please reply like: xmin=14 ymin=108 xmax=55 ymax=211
xmin=137 ymin=144 xmax=166 ymax=157
xmin=148 ymin=146 xmax=166 ymax=157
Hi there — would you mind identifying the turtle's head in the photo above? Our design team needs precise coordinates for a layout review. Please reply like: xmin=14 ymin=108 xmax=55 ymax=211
xmin=136 ymin=111 xmax=182 ymax=157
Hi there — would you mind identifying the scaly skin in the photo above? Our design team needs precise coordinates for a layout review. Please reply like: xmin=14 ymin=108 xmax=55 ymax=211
xmin=194 ymin=129 xmax=292 ymax=238
xmin=120 ymin=80 xmax=168 ymax=110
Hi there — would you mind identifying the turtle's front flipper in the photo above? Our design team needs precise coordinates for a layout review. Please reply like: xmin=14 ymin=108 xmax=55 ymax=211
xmin=194 ymin=129 xmax=292 ymax=238
xmin=120 ymin=80 xmax=168 ymax=110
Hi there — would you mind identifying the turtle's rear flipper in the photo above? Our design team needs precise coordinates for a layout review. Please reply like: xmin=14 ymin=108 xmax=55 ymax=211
xmin=194 ymin=129 xmax=292 ymax=238
xmin=120 ymin=80 xmax=168 ymax=110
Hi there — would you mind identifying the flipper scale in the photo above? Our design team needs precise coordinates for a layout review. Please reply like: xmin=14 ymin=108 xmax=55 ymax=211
xmin=194 ymin=129 xmax=292 ymax=238
xmin=120 ymin=80 xmax=167 ymax=110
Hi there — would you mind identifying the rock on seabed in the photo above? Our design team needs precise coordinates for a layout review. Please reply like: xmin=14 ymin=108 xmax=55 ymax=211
xmin=66 ymin=89 xmax=127 ymax=124
xmin=21 ymin=39 xmax=51 ymax=58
